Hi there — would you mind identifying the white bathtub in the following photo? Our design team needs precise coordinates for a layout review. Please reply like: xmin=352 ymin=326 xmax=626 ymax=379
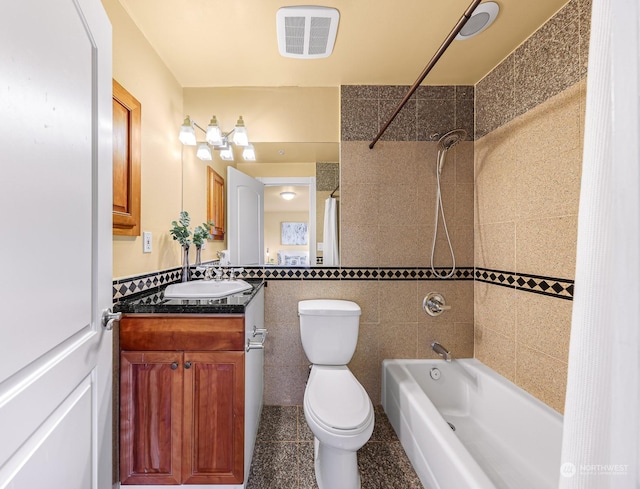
xmin=381 ymin=359 xmax=563 ymax=489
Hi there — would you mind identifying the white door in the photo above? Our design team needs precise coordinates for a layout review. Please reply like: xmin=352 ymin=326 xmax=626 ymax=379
xmin=227 ymin=167 xmax=265 ymax=266
xmin=0 ymin=0 xmax=113 ymax=488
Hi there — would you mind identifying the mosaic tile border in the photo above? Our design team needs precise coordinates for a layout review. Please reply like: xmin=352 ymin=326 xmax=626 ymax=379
xmin=236 ymin=267 xmax=475 ymax=281
xmin=113 ymin=266 xmax=573 ymax=302
xmin=475 ymin=267 xmax=574 ymax=301
xmin=113 ymin=267 xmax=182 ymax=301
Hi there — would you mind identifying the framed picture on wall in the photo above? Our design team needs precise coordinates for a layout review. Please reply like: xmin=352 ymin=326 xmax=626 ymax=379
xmin=281 ymin=222 xmax=308 ymax=245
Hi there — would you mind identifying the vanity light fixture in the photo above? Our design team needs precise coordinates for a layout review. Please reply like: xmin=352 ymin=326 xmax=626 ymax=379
xmin=178 ymin=116 xmax=197 ymax=146
xmin=219 ymin=138 xmax=234 ymax=161
xmin=242 ymin=143 xmax=256 ymax=161
xmin=179 ymin=114 xmax=254 ymax=161
xmin=205 ymin=115 xmax=223 ymax=145
xmin=196 ymin=142 xmax=212 ymax=161
xmin=280 ymin=191 xmax=296 ymax=200
xmin=233 ymin=116 xmax=249 ymax=146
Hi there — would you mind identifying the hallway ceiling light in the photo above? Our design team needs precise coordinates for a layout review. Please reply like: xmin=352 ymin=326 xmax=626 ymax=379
xmin=280 ymin=191 xmax=296 ymax=200
xmin=455 ymin=2 xmax=499 ymax=40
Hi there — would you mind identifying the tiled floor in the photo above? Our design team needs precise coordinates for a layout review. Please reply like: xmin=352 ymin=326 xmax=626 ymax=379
xmin=247 ymin=405 xmax=424 ymax=489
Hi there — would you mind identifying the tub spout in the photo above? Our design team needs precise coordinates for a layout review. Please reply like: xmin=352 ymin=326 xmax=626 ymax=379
xmin=431 ymin=342 xmax=452 ymax=362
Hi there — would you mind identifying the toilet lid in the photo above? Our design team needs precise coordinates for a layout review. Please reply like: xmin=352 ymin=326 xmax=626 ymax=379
xmin=307 ymin=368 xmax=372 ymax=431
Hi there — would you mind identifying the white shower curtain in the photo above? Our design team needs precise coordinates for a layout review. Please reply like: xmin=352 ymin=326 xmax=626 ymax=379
xmin=323 ymin=197 xmax=339 ymax=266
xmin=559 ymin=0 xmax=640 ymax=487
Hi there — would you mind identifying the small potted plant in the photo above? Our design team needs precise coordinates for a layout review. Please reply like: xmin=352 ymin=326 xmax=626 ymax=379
xmin=192 ymin=221 xmax=214 ymax=266
xmin=170 ymin=211 xmax=192 ymax=282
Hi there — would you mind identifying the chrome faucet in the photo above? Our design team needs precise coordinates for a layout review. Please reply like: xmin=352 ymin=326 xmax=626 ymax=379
xmin=431 ymin=342 xmax=452 ymax=362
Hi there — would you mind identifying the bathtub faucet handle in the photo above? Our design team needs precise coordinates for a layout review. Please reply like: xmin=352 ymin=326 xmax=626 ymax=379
xmin=423 ymin=292 xmax=451 ymax=317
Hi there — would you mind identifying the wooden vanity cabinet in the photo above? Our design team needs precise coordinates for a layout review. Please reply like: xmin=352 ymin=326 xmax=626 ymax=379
xmin=119 ymin=315 xmax=245 ymax=485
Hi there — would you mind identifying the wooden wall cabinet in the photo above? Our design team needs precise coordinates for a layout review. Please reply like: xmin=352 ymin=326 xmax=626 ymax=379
xmin=207 ymin=167 xmax=225 ymax=240
xmin=119 ymin=316 xmax=245 ymax=485
xmin=112 ymin=79 xmax=141 ymax=236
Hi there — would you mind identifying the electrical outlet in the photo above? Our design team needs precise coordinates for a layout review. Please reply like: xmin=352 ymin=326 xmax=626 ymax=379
xmin=143 ymin=231 xmax=152 ymax=253
xmin=201 ymin=240 xmax=206 ymax=250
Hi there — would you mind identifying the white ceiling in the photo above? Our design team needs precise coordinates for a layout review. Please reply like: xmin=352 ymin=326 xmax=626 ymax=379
xmin=118 ymin=0 xmax=570 ymax=87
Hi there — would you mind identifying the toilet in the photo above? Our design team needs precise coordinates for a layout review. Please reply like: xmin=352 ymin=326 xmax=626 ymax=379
xmin=298 ymin=300 xmax=374 ymax=489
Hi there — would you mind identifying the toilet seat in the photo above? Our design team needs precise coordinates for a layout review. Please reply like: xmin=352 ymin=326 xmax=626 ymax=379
xmin=305 ymin=366 xmax=373 ymax=435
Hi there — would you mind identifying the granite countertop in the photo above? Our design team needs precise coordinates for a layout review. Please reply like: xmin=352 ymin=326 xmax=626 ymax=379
xmin=114 ymin=279 xmax=265 ymax=314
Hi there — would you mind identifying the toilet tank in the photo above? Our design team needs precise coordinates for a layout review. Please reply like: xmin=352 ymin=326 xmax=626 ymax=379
xmin=298 ymin=300 xmax=361 ymax=365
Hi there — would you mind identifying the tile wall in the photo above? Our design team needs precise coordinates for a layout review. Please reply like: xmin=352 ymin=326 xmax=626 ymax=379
xmin=474 ymin=0 xmax=591 ymax=412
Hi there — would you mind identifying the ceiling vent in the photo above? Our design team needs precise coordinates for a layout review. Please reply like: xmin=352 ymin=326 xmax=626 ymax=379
xmin=276 ymin=6 xmax=340 ymax=59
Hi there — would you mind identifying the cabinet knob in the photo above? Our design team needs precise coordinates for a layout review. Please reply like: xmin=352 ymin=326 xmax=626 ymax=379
xmin=171 ymin=362 xmax=179 ymax=370
xmin=184 ymin=361 xmax=192 ymax=369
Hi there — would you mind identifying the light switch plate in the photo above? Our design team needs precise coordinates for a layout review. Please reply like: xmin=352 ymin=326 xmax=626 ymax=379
xmin=317 ymin=242 xmax=324 ymax=251
xmin=143 ymin=231 xmax=152 ymax=253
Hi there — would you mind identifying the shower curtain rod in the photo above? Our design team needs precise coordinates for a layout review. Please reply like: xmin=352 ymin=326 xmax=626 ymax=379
xmin=369 ymin=0 xmax=482 ymax=149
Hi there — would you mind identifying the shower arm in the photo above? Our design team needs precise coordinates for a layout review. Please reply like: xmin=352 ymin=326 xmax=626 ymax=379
xmin=368 ymin=0 xmax=481 ymax=150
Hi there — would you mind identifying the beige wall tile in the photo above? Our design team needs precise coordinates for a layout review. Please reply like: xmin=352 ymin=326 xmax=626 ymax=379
xmin=341 ymin=224 xmax=380 ymax=267
xmin=341 ymin=183 xmax=380 ymax=226
xmin=474 ymin=326 xmax=516 ymax=382
xmin=264 ymin=365 xmax=308 ymax=405
xmin=453 ymin=225 xmax=474 ymax=267
xmin=516 ymin=215 xmax=578 ymax=279
xmin=515 ymin=344 xmax=568 ymax=413
xmin=350 ymin=323 xmax=381 ymax=404
xmin=417 ymin=321 xmax=457 ymax=359
xmin=475 ymin=222 xmax=516 ymax=271
xmin=454 ymin=141 xmax=475 ymax=184
xmin=474 ymin=130 xmax=518 ymax=225
xmin=474 ymin=281 xmax=517 ymax=339
xmin=516 ymin=147 xmax=582 ymax=221
xmin=416 ymin=141 xmax=454 ymax=187
xmin=516 ymin=291 xmax=573 ymax=363
xmin=379 ymin=281 xmax=419 ymax=323
xmin=378 ymin=183 xmax=419 ymax=226
xmin=455 ymin=183 xmax=475 ymax=226
xmin=265 ymin=280 xmax=304 ymax=328
xmin=332 ymin=281 xmax=380 ymax=324
xmin=341 ymin=141 xmax=382 ymax=184
xmin=378 ymin=225 xmax=421 ymax=267
xmin=264 ymin=321 xmax=307 ymax=367
xmin=376 ymin=142 xmax=420 ymax=185
xmin=379 ymin=322 xmax=418 ymax=361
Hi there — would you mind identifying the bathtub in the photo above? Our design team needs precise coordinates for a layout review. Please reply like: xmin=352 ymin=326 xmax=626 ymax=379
xmin=381 ymin=359 xmax=563 ymax=489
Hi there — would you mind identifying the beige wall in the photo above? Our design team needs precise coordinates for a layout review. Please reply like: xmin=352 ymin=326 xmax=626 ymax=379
xmin=474 ymin=80 xmax=585 ymax=413
xmin=105 ymin=0 xmax=185 ymax=279
xmin=473 ymin=0 xmax=590 ymax=413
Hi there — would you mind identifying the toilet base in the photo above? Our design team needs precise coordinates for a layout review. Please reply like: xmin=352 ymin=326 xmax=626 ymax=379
xmin=313 ymin=437 xmax=362 ymax=489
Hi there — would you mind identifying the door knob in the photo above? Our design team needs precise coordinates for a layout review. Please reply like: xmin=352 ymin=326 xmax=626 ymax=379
xmin=101 ymin=308 xmax=122 ymax=330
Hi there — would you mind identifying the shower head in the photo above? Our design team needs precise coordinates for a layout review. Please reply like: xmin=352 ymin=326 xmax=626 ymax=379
xmin=436 ymin=129 xmax=467 ymax=174
xmin=437 ymin=129 xmax=467 ymax=151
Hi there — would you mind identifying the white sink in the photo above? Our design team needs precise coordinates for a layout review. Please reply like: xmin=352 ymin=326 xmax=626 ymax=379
xmin=164 ymin=279 xmax=253 ymax=299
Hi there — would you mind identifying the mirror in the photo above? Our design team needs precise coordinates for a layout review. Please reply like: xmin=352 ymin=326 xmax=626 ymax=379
xmin=181 ymin=87 xmax=340 ymax=267
xmin=194 ymin=141 xmax=339 ymax=267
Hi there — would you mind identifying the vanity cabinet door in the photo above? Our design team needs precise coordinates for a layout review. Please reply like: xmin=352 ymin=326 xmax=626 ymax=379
xmin=120 ymin=351 xmax=183 ymax=485
xmin=182 ymin=351 xmax=245 ymax=484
